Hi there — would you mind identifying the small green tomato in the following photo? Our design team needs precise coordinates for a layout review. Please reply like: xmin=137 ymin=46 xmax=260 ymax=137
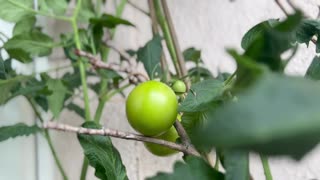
xmin=172 ymin=80 xmax=187 ymax=94
xmin=144 ymin=126 xmax=179 ymax=156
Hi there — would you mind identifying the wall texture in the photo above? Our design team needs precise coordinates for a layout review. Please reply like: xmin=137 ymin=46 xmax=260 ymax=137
xmin=2 ymin=0 xmax=320 ymax=180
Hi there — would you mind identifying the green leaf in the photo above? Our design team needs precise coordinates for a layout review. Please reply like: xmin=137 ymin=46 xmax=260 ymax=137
xmin=243 ymin=12 xmax=302 ymax=71
xmin=228 ymin=49 xmax=264 ymax=91
xmin=216 ymin=72 xmax=232 ymax=82
xmin=39 ymin=0 xmax=68 ymax=15
xmin=91 ymin=24 xmax=104 ymax=52
xmin=34 ymin=95 xmax=49 ymax=111
xmin=66 ymin=103 xmax=85 ymax=119
xmin=241 ymin=19 xmax=279 ymax=50
xmin=0 ymin=76 xmax=30 ymax=105
xmin=126 ymin=49 xmax=136 ymax=57
xmin=78 ymin=122 xmax=128 ymax=180
xmin=0 ymin=0 xmax=34 ymax=22
xmin=97 ymin=69 xmax=123 ymax=80
xmin=137 ymin=35 xmax=163 ymax=79
xmin=0 ymin=123 xmax=40 ymax=142
xmin=179 ymin=79 xmax=225 ymax=112
xmin=3 ymin=59 xmax=15 ymax=77
xmin=183 ymin=47 xmax=201 ymax=63
xmin=193 ymin=73 xmax=320 ymax=159
xmin=90 ymin=83 xmax=101 ymax=95
xmin=12 ymin=78 xmax=50 ymax=97
xmin=148 ymin=157 xmax=224 ymax=180
xmin=4 ymin=30 xmax=54 ymax=63
xmin=0 ymin=56 xmax=7 ymax=80
xmin=295 ymin=19 xmax=320 ymax=46
xmin=316 ymin=38 xmax=320 ymax=53
xmin=62 ymin=71 xmax=82 ymax=91
xmin=47 ymin=78 xmax=68 ymax=118
xmin=90 ymin=14 xmax=134 ymax=28
xmin=78 ymin=0 xmax=95 ymax=23
xmin=305 ymin=56 xmax=320 ymax=80
xmin=224 ymin=150 xmax=249 ymax=180
xmin=188 ymin=66 xmax=213 ymax=83
xmin=182 ymin=110 xmax=212 ymax=139
xmin=78 ymin=29 xmax=91 ymax=50
xmin=13 ymin=16 xmax=36 ymax=36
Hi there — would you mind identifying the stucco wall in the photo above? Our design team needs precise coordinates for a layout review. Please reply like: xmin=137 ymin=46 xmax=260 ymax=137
xmin=2 ymin=0 xmax=320 ymax=180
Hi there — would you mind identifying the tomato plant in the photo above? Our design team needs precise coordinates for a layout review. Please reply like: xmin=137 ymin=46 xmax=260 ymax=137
xmin=126 ymin=81 xmax=178 ymax=136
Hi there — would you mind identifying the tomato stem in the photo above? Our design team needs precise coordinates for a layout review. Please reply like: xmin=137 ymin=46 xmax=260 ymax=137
xmin=148 ymin=0 xmax=171 ymax=82
xmin=260 ymin=154 xmax=273 ymax=180
xmin=214 ymin=152 xmax=220 ymax=170
xmin=153 ymin=0 xmax=181 ymax=77
xmin=28 ymin=98 xmax=68 ymax=180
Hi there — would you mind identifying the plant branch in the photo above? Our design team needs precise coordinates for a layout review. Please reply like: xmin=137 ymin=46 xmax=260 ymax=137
xmin=94 ymin=83 xmax=131 ymax=123
xmin=71 ymin=1 xmax=93 ymax=178
xmin=154 ymin=0 xmax=181 ymax=76
xmin=104 ymin=41 xmax=133 ymax=65
xmin=224 ymin=71 xmax=236 ymax=85
xmin=173 ymin=120 xmax=192 ymax=147
xmin=148 ymin=0 xmax=171 ymax=82
xmin=128 ymin=0 xmax=150 ymax=17
xmin=155 ymin=0 xmax=193 ymax=147
xmin=27 ymin=98 xmax=68 ymax=180
xmin=75 ymin=49 xmax=149 ymax=82
xmin=260 ymin=154 xmax=273 ymax=180
xmin=275 ymin=0 xmax=289 ymax=16
xmin=214 ymin=151 xmax=219 ymax=170
xmin=0 ymin=31 xmax=9 ymax=39
xmin=161 ymin=0 xmax=188 ymax=79
xmin=43 ymin=122 xmax=200 ymax=156
xmin=44 ymin=131 xmax=68 ymax=180
xmin=71 ymin=0 xmax=92 ymax=122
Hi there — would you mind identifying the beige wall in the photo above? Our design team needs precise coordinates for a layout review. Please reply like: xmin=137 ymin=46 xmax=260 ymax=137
xmin=2 ymin=0 xmax=320 ymax=180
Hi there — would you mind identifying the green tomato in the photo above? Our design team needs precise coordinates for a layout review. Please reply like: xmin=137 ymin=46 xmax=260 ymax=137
xmin=172 ymin=80 xmax=187 ymax=94
xmin=144 ymin=126 xmax=179 ymax=156
xmin=126 ymin=81 xmax=178 ymax=136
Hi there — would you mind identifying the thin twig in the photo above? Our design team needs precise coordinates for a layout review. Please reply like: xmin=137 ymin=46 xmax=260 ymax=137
xmin=260 ymin=154 xmax=273 ymax=180
xmin=75 ymin=49 xmax=149 ymax=83
xmin=160 ymin=0 xmax=193 ymax=147
xmin=43 ymin=122 xmax=200 ymax=156
xmin=104 ymin=41 xmax=134 ymax=65
xmin=148 ymin=0 xmax=171 ymax=82
xmin=27 ymin=98 xmax=68 ymax=180
xmin=154 ymin=0 xmax=181 ymax=76
xmin=286 ymin=0 xmax=296 ymax=10
xmin=173 ymin=120 xmax=192 ymax=147
xmin=275 ymin=0 xmax=289 ymax=16
xmin=128 ymin=0 xmax=150 ymax=17
xmin=161 ymin=0 xmax=188 ymax=81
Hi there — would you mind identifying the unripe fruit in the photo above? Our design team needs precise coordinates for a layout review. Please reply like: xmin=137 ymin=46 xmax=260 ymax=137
xmin=172 ymin=80 xmax=187 ymax=94
xmin=144 ymin=126 xmax=179 ymax=156
xmin=126 ymin=81 xmax=178 ymax=136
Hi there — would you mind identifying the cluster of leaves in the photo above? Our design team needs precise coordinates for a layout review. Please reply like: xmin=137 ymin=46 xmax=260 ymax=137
xmin=0 ymin=0 xmax=134 ymax=179
xmin=165 ymin=11 xmax=320 ymax=179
